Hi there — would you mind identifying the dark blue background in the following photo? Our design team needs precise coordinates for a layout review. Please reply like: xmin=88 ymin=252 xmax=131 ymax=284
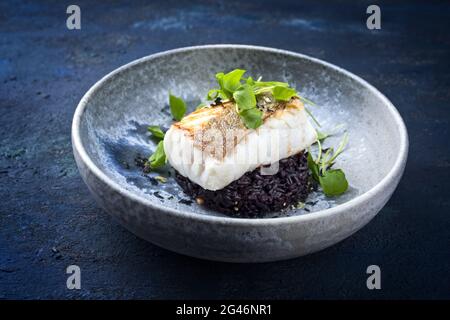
xmin=0 ymin=0 xmax=449 ymax=299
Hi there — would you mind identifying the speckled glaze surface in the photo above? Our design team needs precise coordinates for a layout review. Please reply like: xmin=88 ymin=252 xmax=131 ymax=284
xmin=72 ymin=45 xmax=408 ymax=262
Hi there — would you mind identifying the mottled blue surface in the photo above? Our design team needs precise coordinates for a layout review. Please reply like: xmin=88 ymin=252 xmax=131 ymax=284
xmin=0 ymin=0 xmax=449 ymax=299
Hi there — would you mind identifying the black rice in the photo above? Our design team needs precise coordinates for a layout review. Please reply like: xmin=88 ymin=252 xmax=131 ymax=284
xmin=174 ymin=152 xmax=311 ymax=218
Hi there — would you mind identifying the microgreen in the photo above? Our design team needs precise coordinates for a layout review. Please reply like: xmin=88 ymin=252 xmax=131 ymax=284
xmin=297 ymin=95 xmax=320 ymax=127
xmin=319 ymin=169 xmax=348 ymax=196
xmin=239 ymin=107 xmax=263 ymax=129
xmin=304 ymin=106 xmax=321 ymax=127
xmin=222 ymin=69 xmax=246 ymax=94
xmin=169 ymin=93 xmax=187 ymax=121
xmin=316 ymin=124 xmax=345 ymax=143
xmin=147 ymin=125 xmax=165 ymax=139
xmin=146 ymin=140 xmax=166 ymax=170
xmin=316 ymin=130 xmax=328 ymax=142
xmin=204 ymin=69 xmax=316 ymax=129
xmin=272 ymin=86 xmax=297 ymax=101
xmin=299 ymin=96 xmax=317 ymax=107
xmin=308 ymin=133 xmax=349 ymax=196
xmin=233 ymin=84 xmax=256 ymax=111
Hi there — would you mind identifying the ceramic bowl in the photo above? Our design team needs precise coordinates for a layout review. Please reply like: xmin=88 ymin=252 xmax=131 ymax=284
xmin=72 ymin=45 xmax=408 ymax=262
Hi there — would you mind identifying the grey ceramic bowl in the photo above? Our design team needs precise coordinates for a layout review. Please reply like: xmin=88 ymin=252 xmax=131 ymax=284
xmin=72 ymin=45 xmax=408 ymax=262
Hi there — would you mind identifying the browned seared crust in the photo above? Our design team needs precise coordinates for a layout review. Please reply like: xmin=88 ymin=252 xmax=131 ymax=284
xmin=171 ymin=97 xmax=304 ymax=159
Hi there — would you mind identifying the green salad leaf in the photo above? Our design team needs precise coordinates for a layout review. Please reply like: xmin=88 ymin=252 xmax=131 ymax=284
xmin=147 ymin=125 xmax=165 ymax=139
xmin=206 ymin=89 xmax=220 ymax=101
xmin=169 ymin=93 xmax=187 ymax=121
xmin=272 ymin=86 xmax=297 ymax=101
xmin=233 ymin=84 xmax=256 ymax=111
xmin=316 ymin=124 xmax=345 ymax=143
xmin=316 ymin=130 xmax=329 ymax=142
xmin=239 ymin=108 xmax=263 ymax=129
xmin=308 ymin=133 xmax=349 ymax=196
xmin=307 ymin=152 xmax=320 ymax=182
xmin=203 ymin=69 xmax=317 ymax=130
xmin=222 ymin=69 xmax=246 ymax=94
xmin=319 ymin=169 xmax=348 ymax=196
xmin=146 ymin=140 xmax=166 ymax=169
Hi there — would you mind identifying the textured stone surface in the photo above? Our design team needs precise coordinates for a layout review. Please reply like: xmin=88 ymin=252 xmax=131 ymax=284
xmin=0 ymin=0 xmax=449 ymax=299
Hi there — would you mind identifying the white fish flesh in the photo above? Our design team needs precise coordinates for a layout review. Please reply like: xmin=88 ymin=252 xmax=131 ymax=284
xmin=164 ymin=98 xmax=317 ymax=191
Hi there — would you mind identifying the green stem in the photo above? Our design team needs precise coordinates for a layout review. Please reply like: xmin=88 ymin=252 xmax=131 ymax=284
xmin=316 ymin=139 xmax=323 ymax=164
xmin=304 ymin=106 xmax=321 ymax=127
xmin=328 ymin=132 xmax=349 ymax=164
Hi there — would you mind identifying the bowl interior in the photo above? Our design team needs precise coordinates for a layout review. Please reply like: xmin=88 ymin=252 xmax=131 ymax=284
xmin=78 ymin=46 xmax=401 ymax=218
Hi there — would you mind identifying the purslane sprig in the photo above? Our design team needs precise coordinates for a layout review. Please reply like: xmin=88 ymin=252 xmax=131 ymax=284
xmin=316 ymin=124 xmax=346 ymax=143
xmin=147 ymin=140 xmax=166 ymax=170
xmin=205 ymin=69 xmax=316 ymax=129
xmin=145 ymin=92 xmax=188 ymax=170
xmin=169 ymin=92 xmax=187 ymax=121
xmin=307 ymin=133 xmax=349 ymax=196
xmin=146 ymin=71 xmax=349 ymax=199
xmin=147 ymin=125 xmax=165 ymax=139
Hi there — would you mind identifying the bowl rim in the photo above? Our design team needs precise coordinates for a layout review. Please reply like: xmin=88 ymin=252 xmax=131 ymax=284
xmin=72 ymin=44 xmax=408 ymax=226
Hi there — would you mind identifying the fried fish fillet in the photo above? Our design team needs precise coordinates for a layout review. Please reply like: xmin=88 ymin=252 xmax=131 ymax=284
xmin=164 ymin=97 xmax=317 ymax=191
